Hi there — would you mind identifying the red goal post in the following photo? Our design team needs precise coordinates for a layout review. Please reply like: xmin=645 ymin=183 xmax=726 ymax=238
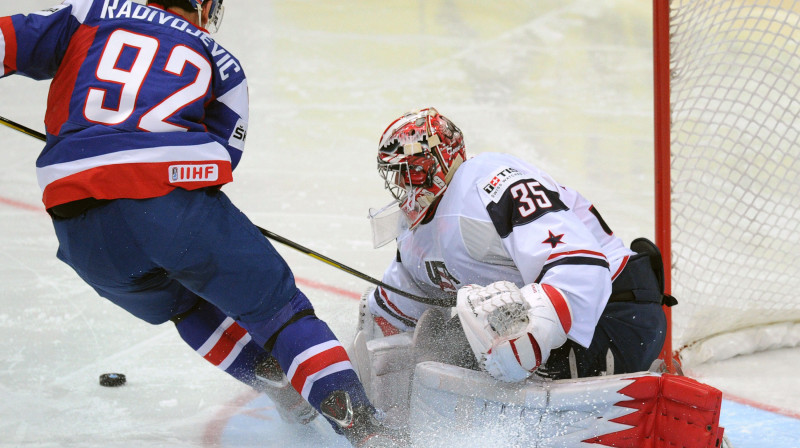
xmin=653 ymin=0 xmax=800 ymax=369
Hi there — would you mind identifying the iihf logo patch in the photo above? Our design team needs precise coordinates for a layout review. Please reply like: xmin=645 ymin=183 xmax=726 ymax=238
xmin=168 ymin=164 xmax=219 ymax=183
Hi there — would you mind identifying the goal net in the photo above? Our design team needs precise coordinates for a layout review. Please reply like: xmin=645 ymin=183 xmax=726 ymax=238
xmin=654 ymin=0 xmax=800 ymax=366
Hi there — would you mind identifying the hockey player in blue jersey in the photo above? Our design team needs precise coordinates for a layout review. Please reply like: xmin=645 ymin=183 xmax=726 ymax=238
xmin=0 ymin=1 xmax=396 ymax=446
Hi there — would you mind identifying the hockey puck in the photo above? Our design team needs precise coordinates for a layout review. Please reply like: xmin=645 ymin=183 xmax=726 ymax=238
xmin=99 ymin=373 xmax=126 ymax=387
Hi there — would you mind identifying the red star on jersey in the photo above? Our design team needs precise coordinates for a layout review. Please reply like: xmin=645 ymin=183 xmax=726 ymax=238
xmin=542 ymin=230 xmax=565 ymax=248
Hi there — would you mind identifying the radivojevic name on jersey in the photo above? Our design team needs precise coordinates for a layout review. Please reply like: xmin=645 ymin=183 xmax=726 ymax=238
xmin=99 ymin=0 xmax=241 ymax=80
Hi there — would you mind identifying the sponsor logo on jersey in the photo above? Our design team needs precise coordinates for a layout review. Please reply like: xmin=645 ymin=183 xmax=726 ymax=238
xmin=228 ymin=119 xmax=247 ymax=150
xmin=169 ymin=164 xmax=219 ymax=183
xmin=482 ymin=167 xmax=524 ymax=199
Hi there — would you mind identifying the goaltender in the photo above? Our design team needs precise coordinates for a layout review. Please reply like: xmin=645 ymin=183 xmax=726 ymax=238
xmin=353 ymin=108 xmax=728 ymax=447
xmin=363 ymin=107 xmax=672 ymax=383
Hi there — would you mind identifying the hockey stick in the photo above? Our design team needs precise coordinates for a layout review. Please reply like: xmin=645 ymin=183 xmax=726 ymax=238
xmin=0 ymin=115 xmax=46 ymax=141
xmin=260 ymin=227 xmax=454 ymax=307
xmin=0 ymin=116 xmax=456 ymax=307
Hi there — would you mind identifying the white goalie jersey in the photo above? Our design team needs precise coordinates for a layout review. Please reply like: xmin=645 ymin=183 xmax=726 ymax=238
xmin=368 ymin=152 xmax=635 ymax=348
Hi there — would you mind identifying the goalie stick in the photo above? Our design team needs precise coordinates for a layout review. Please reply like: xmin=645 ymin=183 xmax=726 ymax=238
xmin=0 ymin=116 xmax=455 ymax=308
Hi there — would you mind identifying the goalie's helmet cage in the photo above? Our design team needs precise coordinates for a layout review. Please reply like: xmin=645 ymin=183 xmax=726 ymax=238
xmin=377 ymin=108 xmax=466 ymax=229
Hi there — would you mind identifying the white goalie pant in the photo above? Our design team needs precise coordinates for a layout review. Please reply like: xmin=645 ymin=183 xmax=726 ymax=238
xmin=347 ymin=289 xmax=728 ymax=447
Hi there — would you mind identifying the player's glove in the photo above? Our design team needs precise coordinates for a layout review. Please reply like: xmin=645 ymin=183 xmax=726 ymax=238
xmin=456 ymin=280 xmax=573 ymax=382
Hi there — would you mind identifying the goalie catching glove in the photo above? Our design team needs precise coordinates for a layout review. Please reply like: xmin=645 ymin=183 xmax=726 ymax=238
xmin=456 ymin=281 xmax=573 ymax=382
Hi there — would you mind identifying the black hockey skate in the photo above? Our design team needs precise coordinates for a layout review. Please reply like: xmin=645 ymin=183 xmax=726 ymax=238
xmin=320 ymin=390 xmax=406 ymax=448
xmin=254 ymin=356 xmax=318 ymax=425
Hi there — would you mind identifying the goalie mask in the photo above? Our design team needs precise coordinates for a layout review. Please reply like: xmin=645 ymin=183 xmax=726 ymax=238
xmin=377 ymin=108 xmax=466 ymax=229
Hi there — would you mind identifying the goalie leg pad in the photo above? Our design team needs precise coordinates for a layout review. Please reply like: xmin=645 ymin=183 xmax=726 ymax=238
xmin=409 ymin=363 xmax=725 ymax=448
xmin=351 ymin=330 xmax=415 ymax=428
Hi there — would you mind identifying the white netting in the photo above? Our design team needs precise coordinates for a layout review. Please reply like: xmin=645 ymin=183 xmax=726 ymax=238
xmin=668 ymin=0 xmax=800 ymax=364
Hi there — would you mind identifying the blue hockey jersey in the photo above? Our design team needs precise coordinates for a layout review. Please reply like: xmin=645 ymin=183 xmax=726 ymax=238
xmin=0 ymin=0 xmax=248 ymax=208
